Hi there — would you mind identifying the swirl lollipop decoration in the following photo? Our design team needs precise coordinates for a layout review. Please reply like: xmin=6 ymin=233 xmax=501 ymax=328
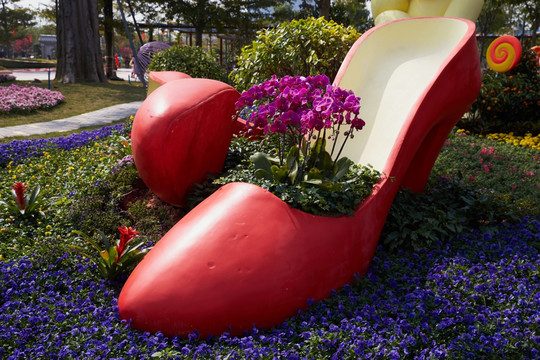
xmin=532 ymin=46 xmax=540 ymax=66
xmin=486 ymin=35 xmax=522 ymax=73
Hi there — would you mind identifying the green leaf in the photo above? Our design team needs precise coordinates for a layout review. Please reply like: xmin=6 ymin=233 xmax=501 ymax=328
xmin=286 ymin=146 xmax=299 ymax=184
xmin=72 ymin=230 xmax=104 ymax=255
xmin=106 ymin=246 xmax=118 ymax=266
xmin=311 ymin=137 xmax=326 ymax=159
xmin=271 ymin=165 xmax=289 ymax=183
xmin=97 ymin=229 xmax=111 ymax=249
xmin=289 ymin=160 xmax=299 ymax=185
xmin=250 ymin=152 xmax=274 ymax=178
xmin=254 ymin=168 xmax=273 ymax=181
xmin=286 ymin=146 xmax=299 ymax=170
xmin=306 ymin=167 xmax=322 ymax=181
xmin=334 ymin=157 xmax=354 ymax=181
xmin=28 ymin=185 xmax=40 ymax=205
xmin=10 ymin=188 xmax=18 ymax=203
xmin=318 ymin=150 xmax=334 ymax=175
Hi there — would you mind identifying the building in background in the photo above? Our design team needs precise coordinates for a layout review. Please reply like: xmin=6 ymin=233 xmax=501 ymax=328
xmin=39 ymin=34 xmax=56 ymax=59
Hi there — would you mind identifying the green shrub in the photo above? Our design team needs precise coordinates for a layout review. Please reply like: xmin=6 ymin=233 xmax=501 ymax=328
xmin=380 ymin=178 xmax=516 ymax=251
xmin=148 ymin=45 xmax=229 ymax=83
xmin=380 ymin=129 xmax=539 ymax=251
xmin=230 ymin=17 xmax=360 ymax=91
xmin=432 ymin=130 xmax=539 ymax=217
xmin=460 ymin=49 xmax=540 ymax=135
xmin=127 ymin=199 xmax=183 ymax=241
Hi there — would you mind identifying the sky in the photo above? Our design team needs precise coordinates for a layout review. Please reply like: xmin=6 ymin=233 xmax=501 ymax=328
xmin=15 ymin=0 xmax=52 ymax=10
xmin=14 ymin=1 xmax=373 ymax=21
xmin=15 ymin=1 xmax=372 ymax=13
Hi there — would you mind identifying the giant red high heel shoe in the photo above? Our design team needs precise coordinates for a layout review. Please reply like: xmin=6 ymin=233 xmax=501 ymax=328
xmin=119 ymin=17 xmax=482 ymax=338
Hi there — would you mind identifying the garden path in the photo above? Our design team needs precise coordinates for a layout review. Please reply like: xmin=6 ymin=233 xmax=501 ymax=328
xmin=0 ymin=100 xmax=142 ymax=139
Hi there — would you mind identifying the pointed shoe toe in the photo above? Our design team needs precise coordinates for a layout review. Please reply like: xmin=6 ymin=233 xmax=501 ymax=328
xmin=118 ymin=179 xmax=399 ymax=338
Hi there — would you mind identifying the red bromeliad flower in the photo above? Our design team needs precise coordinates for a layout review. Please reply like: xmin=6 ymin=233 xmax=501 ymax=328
xmin=115 ymin=226 xmax=139 ymax=262
xmin=11 ymin=182 xmax=28 ymax=210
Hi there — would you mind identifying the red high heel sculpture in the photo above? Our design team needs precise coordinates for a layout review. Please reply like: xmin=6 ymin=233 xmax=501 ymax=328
xmin=119 ymin=17 xmax=482 ymax=338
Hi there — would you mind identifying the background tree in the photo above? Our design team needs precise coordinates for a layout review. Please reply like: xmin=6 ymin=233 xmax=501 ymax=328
xmin=330 ymin=0 xmax=372 ymax=32
xmin=315 ymin=0 xmax=331 ymax=18
xmin=221 ymin=0 xmax=290 ymax=49
xmin=273 ymin=2 xmax=295 ymax=23
xmin=296 ymin=0 xmax=316 ymax=18
xmin=0 ymin=0 xmax=35 ymax=57
xmin=477 ymin=0 xmax=510 ymax=64
xmin=508 ymin=0 xmax=539 ymax=46
xmin=162 ymin=0 xmax=221 ymax=47
xmin=55 ymin=0 xmax=107 ymax=83
xmin=128 ymin=0 xmax=167 ymax=44
xmin=103 ymin=0 xmax=118 ymax=78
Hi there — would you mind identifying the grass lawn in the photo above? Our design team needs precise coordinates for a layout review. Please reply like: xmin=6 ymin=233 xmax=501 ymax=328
xmin=0 ymin=80 xmax=145 ymax=128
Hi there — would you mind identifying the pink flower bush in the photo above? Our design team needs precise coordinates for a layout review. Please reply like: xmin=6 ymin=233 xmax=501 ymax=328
xmin=235 ymin=75 xmax=366 ymax=185
xmin=237 ymin=74 xmax=364 ymax=141
xmin=0 ymin=84 xmax=65 ymax=113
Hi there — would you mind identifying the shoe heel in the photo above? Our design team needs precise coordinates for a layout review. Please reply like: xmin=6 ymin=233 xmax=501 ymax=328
xmin=400 ymin=111 xmax=462 ymax=192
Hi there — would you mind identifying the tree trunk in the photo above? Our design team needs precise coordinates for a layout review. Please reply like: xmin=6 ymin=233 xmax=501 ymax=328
xmin=1 ymin=1 xmax=11 ymax=58
xmin=530 ymin=3 xmax=538 ymax=47
xmin=195 ymin=28 xmax=203 ymax=47
xmin=315 ymin=0 xmax=331 ymax=19
xmin=104 ymin=0 xmax=116 ymax=79
xmin=56 ymin=0 xmax=107 ymax=83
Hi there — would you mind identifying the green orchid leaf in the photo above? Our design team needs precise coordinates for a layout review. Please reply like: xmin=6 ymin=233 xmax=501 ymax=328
xmin=334 ymin=157 xmax=354 ymax=181
xmin=286 ymin=146 xmax=299 ymax=184
xmin=251 ymin=152 xmax=274 ymax=181
xmin=254 ymin=168 xmax=273 ymax=181
xmin=271 ymin=165 xmax=289 ymax=183
xmin=286 ymin=146 xmax=299 ymax=170
xmin=318 ymin=150 xmax=334 ymax=175
xmin=289 ymin=160 xmax=299 ymax=185
xmin=306 ymin=167 xmax=322 ymax=181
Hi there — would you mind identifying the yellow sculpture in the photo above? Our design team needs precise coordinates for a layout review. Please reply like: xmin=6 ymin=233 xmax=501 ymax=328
xmin=372 ymin=0 xmax=484 ymax=25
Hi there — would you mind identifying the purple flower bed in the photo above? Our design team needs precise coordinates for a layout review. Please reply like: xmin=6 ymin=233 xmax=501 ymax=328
xmin=0 ymin=84 xmax=65 ymax=113
xmin=1 ymin=217 xmax=538 ymax=359
xmin=0 ymin=124 xmax=123 ymax=167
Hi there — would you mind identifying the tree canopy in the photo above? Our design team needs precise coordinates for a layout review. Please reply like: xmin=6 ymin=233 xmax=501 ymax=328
xmin=0 ymin=0 xmax=36 ymax=57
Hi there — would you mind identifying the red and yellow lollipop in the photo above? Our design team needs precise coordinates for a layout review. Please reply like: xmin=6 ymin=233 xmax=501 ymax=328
xmin=486 ymin=35 xmax=522 ymax=73
xmin=531 ymin=46 xmax=540 ymax=66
